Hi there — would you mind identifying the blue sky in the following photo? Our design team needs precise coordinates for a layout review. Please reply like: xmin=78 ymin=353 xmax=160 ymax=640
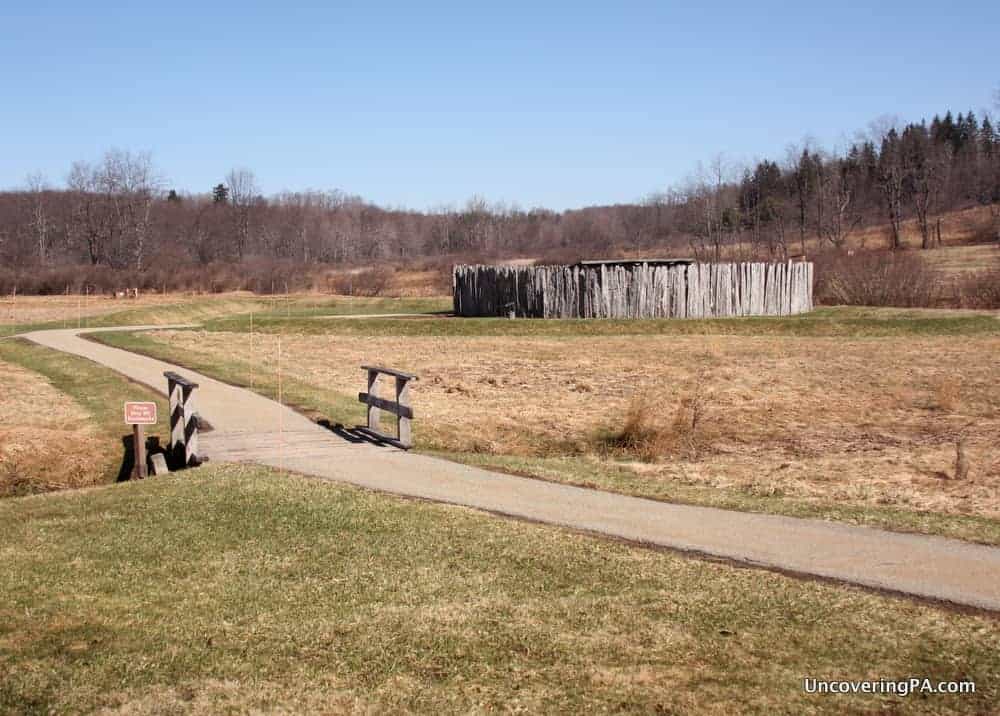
xmin=2 ymin=1 xmax=997 ymax=210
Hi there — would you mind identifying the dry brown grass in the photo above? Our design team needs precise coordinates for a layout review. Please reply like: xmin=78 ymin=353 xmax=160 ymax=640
xmin=926 ymin=243 xmax=1000 ymax=276
xmin=0 ymin=360 xmax=101 ymax=495
xmin=0 ymin=292 xmax=195 ymax=326
xmin=932 ymin=376 xmax=963 ymax=412
xmin=849 ymin=204 xmax=997 ymax=256
xmin=608 ymin=373 xmax=715 ymax=461
xmin=146 ymin=327 xmax=1000 ymax=521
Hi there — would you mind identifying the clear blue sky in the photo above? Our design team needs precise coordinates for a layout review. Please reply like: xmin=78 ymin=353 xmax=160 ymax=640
xmin=2 ymin=1 xmax=997 ymax=210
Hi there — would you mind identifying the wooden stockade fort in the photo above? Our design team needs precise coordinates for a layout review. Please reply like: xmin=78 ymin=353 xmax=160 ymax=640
xmin=452 ymin=259 xmax=814 ymax=319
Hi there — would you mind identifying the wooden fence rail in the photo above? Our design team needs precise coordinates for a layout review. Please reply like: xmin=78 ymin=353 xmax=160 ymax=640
xmin=453 ymin=261 xmax=814 ymax=319
xmin=357 ymin=365 xmax=418 ymax=449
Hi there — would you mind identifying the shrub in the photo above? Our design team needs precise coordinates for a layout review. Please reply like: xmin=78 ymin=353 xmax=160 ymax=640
xmin=955 ymin=268 xmax=1000 ymax=309
xmin=813 ymin=250 xmax=941 ymax=307
xmin=605 ymin=376 xmax=713 ymax=461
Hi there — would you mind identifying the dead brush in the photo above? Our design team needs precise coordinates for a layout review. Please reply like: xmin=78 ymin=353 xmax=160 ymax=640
xmin=606 ymin=375 xmax=714 ymax=461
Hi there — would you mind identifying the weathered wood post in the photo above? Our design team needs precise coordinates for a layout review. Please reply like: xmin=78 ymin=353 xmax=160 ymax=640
xmin=133 ymin=424 xmax=147 ymax=479
xmin=366 ymin=368 xmax=381 ymax=433
xmin=164 ymin=371 xmax=200 ymax=468
xmin=395 ymin=374 xmax=412 ymax=447
xmin=358 ymin=365 xmax=418 ymax=449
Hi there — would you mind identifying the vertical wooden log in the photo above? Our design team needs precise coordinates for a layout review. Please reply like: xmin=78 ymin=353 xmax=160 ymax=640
xmin=756 ymin=262 xmax=764 ymax=315
xmin=806 ymin=263 xmax=814 ymax=311
xmin=701 ymin=264 xmax=712 ymax=317
xmin=367 ymin=369 xmax=381 ymax=432
xmin=675 ymin=265 xmax=687 ymax=318
xmin=395 ymin=376 xmax=412 ymax=448
xmin=784 ymin=262 xmax=792 ymax=315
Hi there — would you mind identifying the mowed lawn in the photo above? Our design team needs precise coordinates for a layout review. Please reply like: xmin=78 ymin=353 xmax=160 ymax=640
xmin=1 ymin=466 xmax=998 ymax=715
xmin=95 ymin=306 xmax=1000 ymax=544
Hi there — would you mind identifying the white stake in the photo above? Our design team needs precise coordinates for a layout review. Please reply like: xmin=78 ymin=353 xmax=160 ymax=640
xmin=249 ymin=312 xmax=254 ymax=390
xmin=277 ymin=334 xmax=283 ymax=471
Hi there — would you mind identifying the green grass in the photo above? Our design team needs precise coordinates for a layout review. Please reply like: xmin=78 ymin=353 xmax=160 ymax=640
xmin=76 ymin=294 xmax=447 ymax=327
xmin=1 ymin=466 xmax=997 ymax=714
xmin=249 ymin=294 xmax=450 ymax=318
xmin=201 ymin=306 xmax=1000 ymax=338
xmin=0 ymin=339 xmax=170 ymax=490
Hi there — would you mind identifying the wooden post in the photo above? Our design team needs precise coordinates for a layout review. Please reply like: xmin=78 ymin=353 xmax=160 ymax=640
xmin=396 ymin=376 xmax=411 ymax=446
xmin=132 ymin=424 xmax=147 ymax=479
xmin=358 ymin=365 xmax=417 ymax=449
xmin=367 ymin=369 xmax=381 ymax=432
xmin=164 ymin=372 xmax=200 ymax=468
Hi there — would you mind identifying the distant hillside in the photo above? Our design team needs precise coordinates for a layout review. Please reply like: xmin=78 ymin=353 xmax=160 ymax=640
xmin=0 ymin=106 xmax=997 ymax=296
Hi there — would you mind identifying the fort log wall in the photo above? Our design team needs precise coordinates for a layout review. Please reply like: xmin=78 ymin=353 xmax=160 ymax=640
xmin=452 ymin=261 xmax=814 ymax=318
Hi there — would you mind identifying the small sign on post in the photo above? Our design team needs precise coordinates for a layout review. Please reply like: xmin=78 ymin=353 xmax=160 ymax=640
xmin=125 ymin=401 xmax=157 ymax=479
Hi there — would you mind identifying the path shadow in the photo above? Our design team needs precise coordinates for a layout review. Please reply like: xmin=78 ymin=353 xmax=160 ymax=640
xmin=117 ymin=435 xmax=168 ymax=482
xmin=316 ymin=419 xmax=393 ymax=448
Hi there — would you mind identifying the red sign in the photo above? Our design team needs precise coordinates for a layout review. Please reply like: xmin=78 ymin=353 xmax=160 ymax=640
xmin=124 ymin=402 xmax=157 ymax=425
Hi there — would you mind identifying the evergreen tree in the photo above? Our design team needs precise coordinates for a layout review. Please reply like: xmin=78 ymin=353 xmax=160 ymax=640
xmin=959 ymin=111 xmax=979 ymax=153
xmin=937 ymin=111 xmax=956 ymax=148
xmin=212 ymin=183 xmax=229 ymax=204
xmin=982 ymin=117 xmax=996 ymax=158
xmin=953 ymin=113 xmax=967 ymax=153
xmin=930 ymin=115 xmax=942 ymax=142
xmin=167 ymin=189 xmax=181 ymax=203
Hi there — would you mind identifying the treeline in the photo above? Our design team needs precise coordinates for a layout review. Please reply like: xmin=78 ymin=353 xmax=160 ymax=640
xmin=676 ymin=110 xmax=999 ymax=261
xmin=0 ymin=108 xmax=998 ymax=295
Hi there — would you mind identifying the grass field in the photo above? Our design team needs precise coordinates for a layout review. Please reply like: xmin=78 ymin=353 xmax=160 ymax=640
xmin=1 ymin=296 xmax=998 ymax=713
xmin=0 ymin=292 xmax=449 ymax=338
xmin=1 ymin=466 xmax=998 ymax=714
xmin=93 ymin=305 xmax=1000 ymax=545
xmin=202 ymin=305 xmax=1000 ymax=338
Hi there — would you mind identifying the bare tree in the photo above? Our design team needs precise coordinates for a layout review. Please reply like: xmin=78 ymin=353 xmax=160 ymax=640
xmin=818 ymin=157 xmax=863 ymax=249
xmin=786 ymin=142 xmax=820 ymax=255
xmin=226 ymin=168 xmax=258 ymax=260
xmin=67 ymin=160 xmax=115 ymax=266
xmin=66 ymin=150 xmax=162 ymax=269
xmin=24 ymin=173 xmax=51 ymax=264
xmin=108 ymin=150 xmax=162 ymax=270
xmin=907 ymin=135 xmax=951 ymax=249
xmin=683 ymin=155 xmax=734 ymax=261
xmin=877 ymin=130 xmax=906 ymax=250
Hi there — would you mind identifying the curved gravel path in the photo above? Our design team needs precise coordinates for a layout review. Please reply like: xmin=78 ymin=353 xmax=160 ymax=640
xmin=22 ymin=325 xmax=1000 ymax=612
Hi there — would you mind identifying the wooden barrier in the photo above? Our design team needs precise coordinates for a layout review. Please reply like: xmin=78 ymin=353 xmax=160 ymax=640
xmin=164 ymin=371 xmax=201 ymax=467
xmin=357 ymin=365 xmax=417 ymax=449
xmin=453 ymin=260 xmax=814 ymax=319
